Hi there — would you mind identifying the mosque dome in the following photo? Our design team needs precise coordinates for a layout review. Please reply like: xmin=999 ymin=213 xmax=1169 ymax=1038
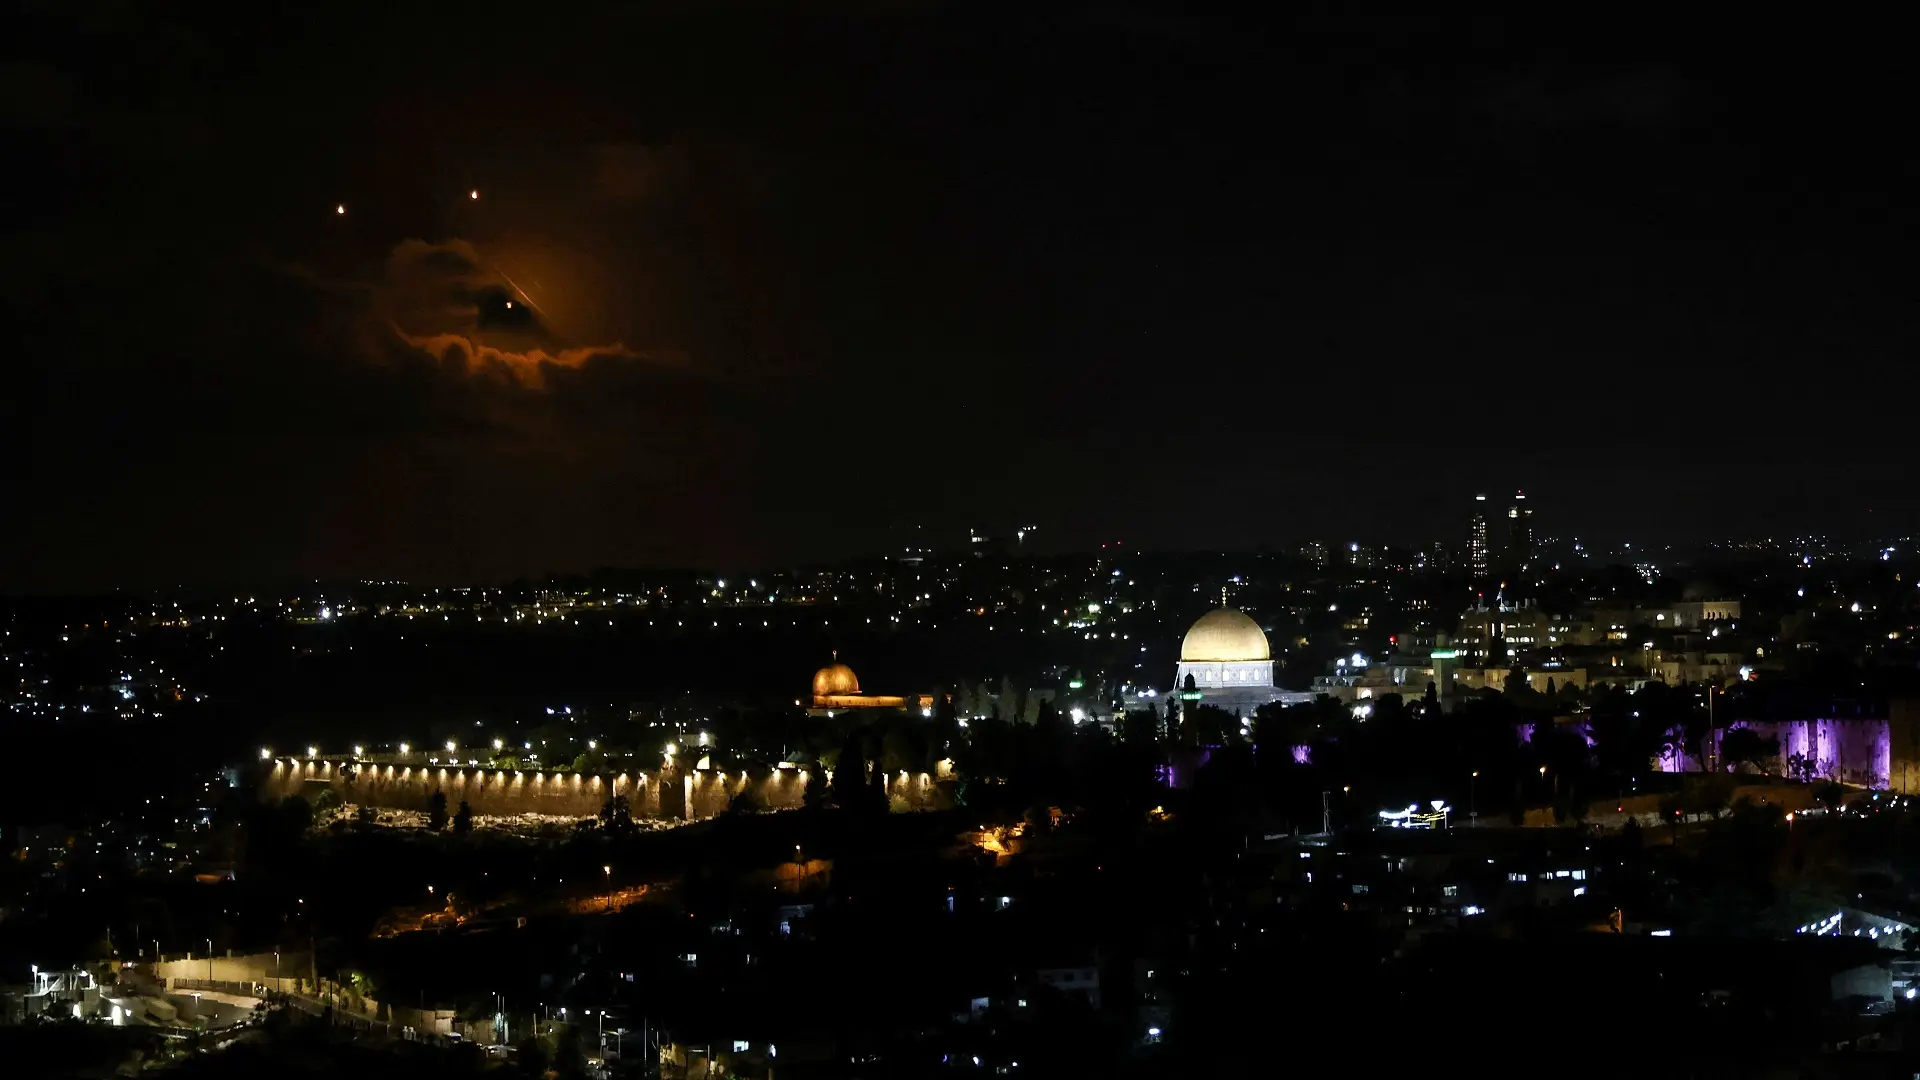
xmin=1180 ymin=608 xmax=1271 ymax=663
xmin=812 ymin=662 xmax=861 ymax=698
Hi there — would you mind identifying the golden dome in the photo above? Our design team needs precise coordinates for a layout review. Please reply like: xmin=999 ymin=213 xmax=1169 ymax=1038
xmin=1180 ymin=608 xmax=1270 ymax=662
xmin=812 ymin=662 xmax=861 ymax=698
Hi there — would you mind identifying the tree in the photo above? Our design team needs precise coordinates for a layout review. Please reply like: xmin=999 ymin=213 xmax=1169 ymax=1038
xmin=1689 ymin=774 xmax=1737 ymax=820
xmin=452 ymin=800 xmax=474 ymax=834
xmin=1658 ymin=793 xmax=1685 ymax=836
xmin=803 ymin=759 xmax=831 ymax=809
xmin=552 ymin=1026 xmax=589 ymax=1080
xmin=1184 ymin=705 xmax=1235 ymax=747
xmin=1617 ymin=816 xmax=1645 ymax=858
xmin=1504 ymin=667 xmax=1534 ymax=701
xmin=866 ymin=748 xmax=890 ymax=815
xmin=346 ymin=969 xmax=377 ymax=999
xmin=1814 ymin=780 xmax=1848 ymax=813
xmin=1034 ymin=698 xmax=1061 ymax=730
xmin=599 ymin=794 xmax=634 ymax=834
xmin=427 ymin=790 xmax=449 ymax=831
xmin=1719 ymin=727 xmax=1781 ymax=773
xmin=929 ymin=690 xmax=962 ymax=764
xmin=1421 ymin=681 xmax=1440 ymax=717
xmin=310 ymin=786 xmax=343 ymax=817
xmin=516 ymin=1037 xmax=550 ymax=1077
xmin=727 ymin=784 xmax=763 ymax=816
xmin=1122 ymin=710 xmax=1160 ymax=746
xmin=831 ymin=734 xmax=868 ymax=809
xmin=880 ymin=717 xmax=932 ymax=774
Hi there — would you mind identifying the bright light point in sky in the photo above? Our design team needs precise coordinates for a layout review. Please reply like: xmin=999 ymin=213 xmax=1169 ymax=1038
xmin=470 ymin=190 xmax=480 ymax=199
xmin=505 ymin=301 xmax=513 ymax=309
xmin=335 ymin=204 xmax=345 ymax=215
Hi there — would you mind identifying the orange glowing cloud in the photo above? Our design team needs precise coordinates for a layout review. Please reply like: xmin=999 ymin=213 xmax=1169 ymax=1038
xmin=394 ymin=329 xmax=637 ymax=389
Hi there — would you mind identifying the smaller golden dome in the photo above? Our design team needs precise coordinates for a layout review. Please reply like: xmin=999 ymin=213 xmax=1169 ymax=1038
xmin=813 ymin=662 xmax=861 ymax=698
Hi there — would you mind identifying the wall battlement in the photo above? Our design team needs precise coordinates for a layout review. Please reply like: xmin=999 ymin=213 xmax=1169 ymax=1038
xmin=260 ymin=759 xmax=948 ymax=820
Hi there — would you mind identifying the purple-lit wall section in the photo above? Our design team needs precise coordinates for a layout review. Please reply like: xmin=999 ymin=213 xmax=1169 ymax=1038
xmin=1515 ymin=721 xmax=1592 ymax=747
xmin=1165 ymin=747 xmax=1214 ymax=789
xmin=1666 ymin=718 xmax=1893 ymax=786
xmin=1655 ymin=730 xmax=1703 ymax=774
xmin=1291 ymin=744 xmax=1312 ymax=765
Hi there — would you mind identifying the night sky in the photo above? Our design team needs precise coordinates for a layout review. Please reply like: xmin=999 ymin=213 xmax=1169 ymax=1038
xmin=8 ymin=11 xmax=1917 ymax=590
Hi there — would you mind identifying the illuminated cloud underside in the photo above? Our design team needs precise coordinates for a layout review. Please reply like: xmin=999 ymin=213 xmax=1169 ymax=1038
xmin=395 ymin=329 xmax=637 ymax=389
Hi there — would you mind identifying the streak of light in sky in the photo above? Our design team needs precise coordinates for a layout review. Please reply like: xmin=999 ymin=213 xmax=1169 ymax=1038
xmin=492 ymin=265 xmax=554 ymax=330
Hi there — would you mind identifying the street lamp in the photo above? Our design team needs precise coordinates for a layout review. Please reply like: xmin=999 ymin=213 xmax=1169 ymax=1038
xmin=206 ymin=938 xmax=214 ymax=981
xmin=603 ymin=866 xmax=612 ymax=911
xmin=1470 ymin=770 xmax=1479 ymax=828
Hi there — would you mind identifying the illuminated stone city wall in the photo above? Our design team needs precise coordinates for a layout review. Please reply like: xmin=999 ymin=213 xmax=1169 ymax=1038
xmin=153 ymin=952 xmax=310 ymax=986
xmin=1652 ymin=718 xmax=1894 ymax=785
xmin=260 ymin=759 xmax=949 ymax=820
xmin=1651 ymin=708 xmax=1920 ymax=793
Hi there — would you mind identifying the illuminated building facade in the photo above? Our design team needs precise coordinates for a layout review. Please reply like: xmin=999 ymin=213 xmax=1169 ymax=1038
xmin=1504 ymin=490 xmax=1534 ymax=573
xmin=1468 ymin=495 xmax=1490 ymax=578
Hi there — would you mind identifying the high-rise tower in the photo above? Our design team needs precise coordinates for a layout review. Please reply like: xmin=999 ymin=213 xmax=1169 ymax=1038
xmin=1504 ymin=490 xmax=1534 ymax=572
xmin=1468 ymin=495 xmax=1490 ymax=578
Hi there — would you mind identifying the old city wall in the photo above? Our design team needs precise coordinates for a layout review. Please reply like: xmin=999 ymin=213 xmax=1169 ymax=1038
xmin=153 ymin=951 xmax=310 ymax=986
xmin=1522 ymin=782 xmax=1822 ymax=828
xmin=260 ymin=759 xmax=949 ymax=821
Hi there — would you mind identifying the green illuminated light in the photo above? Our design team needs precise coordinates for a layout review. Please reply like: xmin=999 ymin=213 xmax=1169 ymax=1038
xmin=1430 ymin=650 xmax=1458 ymax=659
xmin=1068 ymin=680 xmax=1084 ymax=689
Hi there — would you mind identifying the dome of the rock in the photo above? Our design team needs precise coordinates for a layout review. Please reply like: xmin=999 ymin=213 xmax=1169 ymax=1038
xmin=1179 ymin=608 xmax=1271 ymax=663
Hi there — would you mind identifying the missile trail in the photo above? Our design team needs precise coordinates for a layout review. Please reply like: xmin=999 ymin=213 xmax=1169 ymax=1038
xmin=492 ymin=265 xmax=557 ymax=334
